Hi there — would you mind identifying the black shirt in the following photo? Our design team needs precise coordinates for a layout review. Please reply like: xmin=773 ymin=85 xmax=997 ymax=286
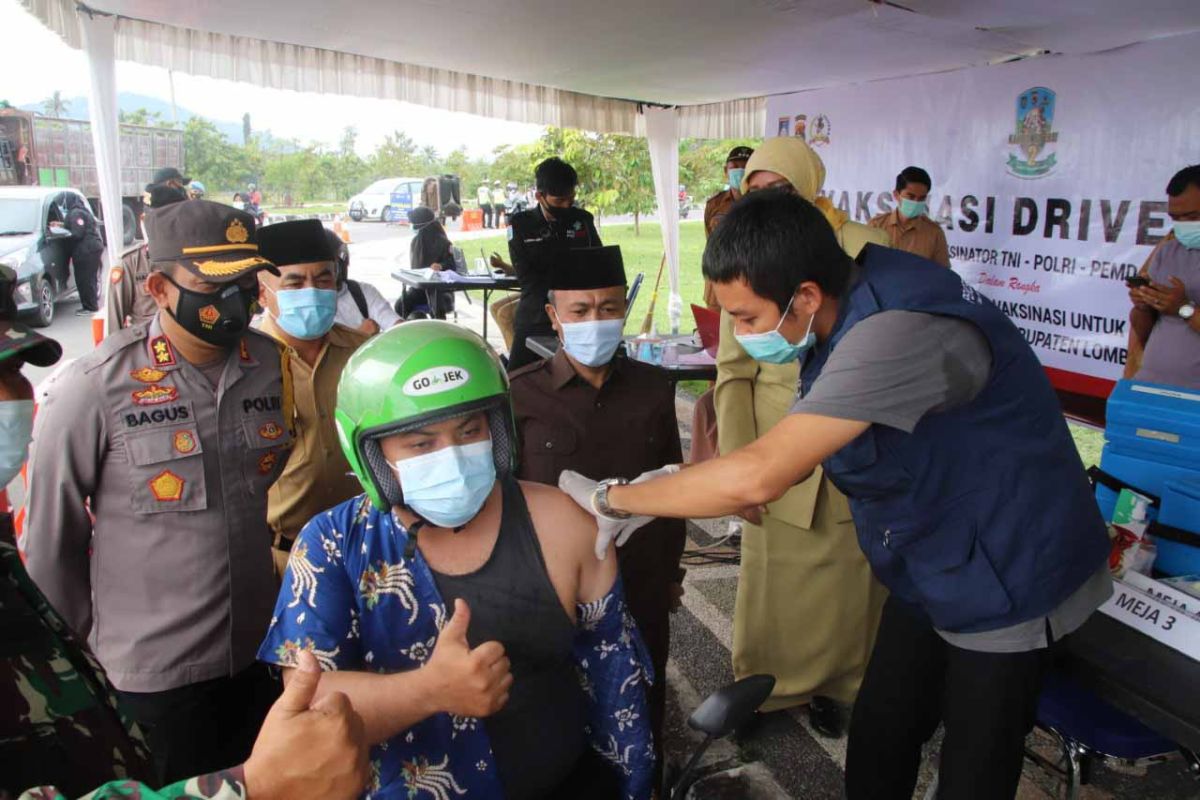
xmin=505 ymin=206 xmax=601 ymax=368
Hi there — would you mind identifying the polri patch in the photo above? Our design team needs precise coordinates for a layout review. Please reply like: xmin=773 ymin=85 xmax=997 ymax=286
xmin=109 ymin=266 xmax=124 ymax=285
xmin=172 ymin=430 xmax=197 ymax=454
xmin=259 ymin=421 xmax=284 ymax=440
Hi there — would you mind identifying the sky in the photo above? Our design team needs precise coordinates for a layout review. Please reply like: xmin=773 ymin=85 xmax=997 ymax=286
xmin=0 ymin=0 xmax=545 ymax=159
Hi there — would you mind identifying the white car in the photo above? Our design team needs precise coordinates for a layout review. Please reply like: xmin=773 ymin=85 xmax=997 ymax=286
xmin=347 ymin=176 xmax=425 ymax=222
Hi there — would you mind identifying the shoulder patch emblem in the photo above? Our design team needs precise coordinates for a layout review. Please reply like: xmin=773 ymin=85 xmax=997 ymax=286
xmin=132 ymin=385 xmax=179 ymax=406
xmin=150 ymin=336 xmax=176 ymax=367
xmin=259 ymin=421 xmax=284 ymax=440
xmin=109 ymin=266 xmax=124 ymax=285
xmin=130 ymin=367 xmax=168 ymax=384
xmin=239 ymin=339 xmax=251 ymax=362
xmin=149 ymin=470 xmax=184 ymax=502
xmin=172 ymin=430 xmax=197 ymax=454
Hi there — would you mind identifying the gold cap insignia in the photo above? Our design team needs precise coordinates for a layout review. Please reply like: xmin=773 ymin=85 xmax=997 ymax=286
xmin=226 ymin=218 xmax=250 ymax=244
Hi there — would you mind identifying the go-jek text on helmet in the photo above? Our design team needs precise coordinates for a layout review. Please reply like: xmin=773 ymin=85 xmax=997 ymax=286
xmin=335 ymin=320 xmax=517 ymax=510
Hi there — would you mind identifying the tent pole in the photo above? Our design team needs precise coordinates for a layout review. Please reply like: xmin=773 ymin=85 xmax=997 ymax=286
xmin=78 ymin=9 xmax=123 ymax=337
xmin=643 ymin=107 xmax=682 ymax=334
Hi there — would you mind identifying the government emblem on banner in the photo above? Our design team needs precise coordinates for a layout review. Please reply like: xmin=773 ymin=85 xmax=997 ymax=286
xmin=1006 ymin=86 xmax=1059 ymax=179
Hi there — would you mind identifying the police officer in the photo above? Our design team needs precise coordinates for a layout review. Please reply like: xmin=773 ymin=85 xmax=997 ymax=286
xmin=62 ymin=196 xmax=105 ymax=315
xmin=22 ymin=200 xmax=294 ymax=785
xmin=561 ymin=191 xmax=1112 ymax=800
xmin=505 ymin=157 xmax=602 ymax=370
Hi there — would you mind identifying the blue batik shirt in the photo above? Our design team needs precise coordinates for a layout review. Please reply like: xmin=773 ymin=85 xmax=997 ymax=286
xmin=258 ymin=494 xmax=656 ymax=799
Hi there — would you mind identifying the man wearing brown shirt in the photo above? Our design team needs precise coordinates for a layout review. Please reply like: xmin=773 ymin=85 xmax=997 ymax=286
xmin=869 ymin=166 xmax=951 ymax=267
xmin=257 ymin=220 xmax=368 ymax=574
xmin=509 ymin=245 xmax=684 ymax=760
xmin=702 ymin=145 xmax=754 ymax=309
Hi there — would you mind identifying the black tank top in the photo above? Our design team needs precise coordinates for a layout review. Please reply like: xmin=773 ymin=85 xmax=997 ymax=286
xmin=430 ymin=477 xmax=584 ymax=799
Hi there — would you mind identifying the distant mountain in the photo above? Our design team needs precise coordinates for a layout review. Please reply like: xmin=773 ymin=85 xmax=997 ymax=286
xmin=19 ymin=92 xmax=247 ymax=143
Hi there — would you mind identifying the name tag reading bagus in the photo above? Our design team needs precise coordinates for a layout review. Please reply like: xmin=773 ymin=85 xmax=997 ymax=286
xmin=125 ymin=405 xmax=191 ymax=428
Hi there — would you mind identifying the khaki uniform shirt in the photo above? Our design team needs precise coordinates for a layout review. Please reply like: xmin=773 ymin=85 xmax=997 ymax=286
xmin=103 ymin=243 xmax=156 ymax=332
xmin=21 ymin=315 xmax=294 ymax=692
xmin=702 ymin=190 xmax=739 ymax=309
xmin=261 ymin=318 xmax=367 ymax=546
xmin=868 ymin=209 xmax=951 ymax=267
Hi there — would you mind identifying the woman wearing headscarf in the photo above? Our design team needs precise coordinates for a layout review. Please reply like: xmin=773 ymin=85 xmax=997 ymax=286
xmin=396 ymin=206 xmax=460 ymax=319
xmin=716 ymin=137 xmax=889 ymax=735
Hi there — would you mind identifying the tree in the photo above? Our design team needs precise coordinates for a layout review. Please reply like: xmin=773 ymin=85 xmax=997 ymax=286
xmin=242 ymin=113 xmax=252 ymax=146
xmin=119 ymin=107 xmax=169 ymax=127
xmin=339 ymin=126 xmax=358 ymax=156
xmin=40 ymin=91 xmax=69 ymax=117
xmin=370 ymin=131 xmax=421 ymax=178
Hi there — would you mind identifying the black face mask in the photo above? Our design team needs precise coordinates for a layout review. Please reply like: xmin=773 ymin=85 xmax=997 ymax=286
xmin=541 ymin=202 xmax=572 ymax=222
xmin=164 ymin=274 xmax=257 ymax=348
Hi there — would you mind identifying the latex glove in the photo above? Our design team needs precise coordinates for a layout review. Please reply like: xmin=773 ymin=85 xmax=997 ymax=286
xmin=558 ymin=470 xmax=653 ymax=560
xmin=630 ymin=463 xmax=681 ymax=485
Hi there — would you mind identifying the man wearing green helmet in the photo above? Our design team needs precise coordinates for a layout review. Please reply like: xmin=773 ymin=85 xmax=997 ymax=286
xmin=257 ymin=320 xmax=655 ymax=799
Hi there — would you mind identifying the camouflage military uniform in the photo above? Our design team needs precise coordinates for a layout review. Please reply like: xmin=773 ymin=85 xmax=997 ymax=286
xmin=19 ymin=768 xmax=247 ymax=800
xmin=0 ymin=516 xmax=153 ymax=797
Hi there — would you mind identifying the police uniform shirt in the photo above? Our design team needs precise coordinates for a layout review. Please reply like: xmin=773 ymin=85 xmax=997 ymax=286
xmin=104 ymin=243 xmax=157 ymax=331
xmin=21 ymin=314 xmax=293 ymax=692
xmin=506 ymin=206 xmax=602 ymax=335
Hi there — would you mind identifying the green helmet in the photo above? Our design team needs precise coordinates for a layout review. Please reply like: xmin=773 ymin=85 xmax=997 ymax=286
xmin=335 ymin=320 xmax=517 ymax=509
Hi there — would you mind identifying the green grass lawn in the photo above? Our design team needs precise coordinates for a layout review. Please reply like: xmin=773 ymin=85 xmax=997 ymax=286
xmin=463 ymin=221 xmax=1109 ymax=467
xmin=460 ymin=220 xmax=711 ymax=336
xmin=263 ymin=203 xmax=346 ymax=215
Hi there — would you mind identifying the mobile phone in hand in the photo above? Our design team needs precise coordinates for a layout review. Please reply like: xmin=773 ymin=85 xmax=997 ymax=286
xmin=1126 ymin=275 xmax=1151 ymax=289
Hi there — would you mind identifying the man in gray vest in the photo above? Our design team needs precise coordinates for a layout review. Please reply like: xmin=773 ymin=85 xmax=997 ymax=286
xmin=22 ymin=200 xmax=294 ymax=785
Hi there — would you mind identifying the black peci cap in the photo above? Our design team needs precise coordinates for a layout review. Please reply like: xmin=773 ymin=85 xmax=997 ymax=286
xmin=152 ymin=166 xmax=191 ymax=184
xmin=258 ymin=219 xmax=337 ymax=267
xmin=726 ymin=146 xmax=754 ymax=164
xmin=550 ymin=246 xmax=626 ymax=290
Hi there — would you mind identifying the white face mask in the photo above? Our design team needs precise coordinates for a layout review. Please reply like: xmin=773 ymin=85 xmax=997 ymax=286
xmin=0 ymin=400 xmax=35 ymax=488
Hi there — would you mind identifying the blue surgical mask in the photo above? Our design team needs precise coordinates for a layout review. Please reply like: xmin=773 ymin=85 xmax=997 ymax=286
xmin=735 ymin=296 xmax=816 ymax=364
xmin=0 ymin=400 xmax=34 ymax=488
xmin=270 ymin=286 xmax=337 ymax=340
xmin=393 ymin=439 xmax=497 ymax=528
xmin=1174 ymin=220 xmax=1200 ymax=250
xmin=899 ymin=198 xmax=927 ymax=219
xmin=727 ymin=168 xmax=746 ymax=192
xmin=560 ymin=318 xmax=624 ymax=367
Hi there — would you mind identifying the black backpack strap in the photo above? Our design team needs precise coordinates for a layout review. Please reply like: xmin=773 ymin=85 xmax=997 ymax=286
xmin=1148 ymin=520 xmax=1200 ymax=549
xmin=1086 ymin=465 xmax=1161 ymax=507
xmin=346 ymin=279 xmax=369 ymax=319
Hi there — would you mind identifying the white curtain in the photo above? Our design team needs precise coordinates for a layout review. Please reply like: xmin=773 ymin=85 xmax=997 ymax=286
xmin=642 ymin=107 xmax=681 ymax=334
xmin=78 ymin=10 xmax=123 ymax=302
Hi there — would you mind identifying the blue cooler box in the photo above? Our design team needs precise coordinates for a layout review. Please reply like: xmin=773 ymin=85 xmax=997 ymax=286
xmin=1158 ymin=480 xmax=1200 ymax=576
xmin=1097 ymin=380 xmax=1200 ymax=575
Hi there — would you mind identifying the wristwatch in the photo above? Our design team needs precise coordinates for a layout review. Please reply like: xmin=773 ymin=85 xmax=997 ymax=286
xmin=1180 ymin=302 xmax=1196 ymax=321
xmin=592 ymin=477 xmax=631 ymax=520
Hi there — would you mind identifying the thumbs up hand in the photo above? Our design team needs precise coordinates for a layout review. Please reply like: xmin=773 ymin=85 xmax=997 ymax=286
xmin=425 ymin=598 xmax=513 ymax=718
xmin=244 ymin=650 xmax=370 ymax=800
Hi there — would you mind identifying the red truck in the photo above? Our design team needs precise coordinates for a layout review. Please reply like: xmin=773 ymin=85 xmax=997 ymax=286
xmin=0 ymin=108 xmax=184 ymax=245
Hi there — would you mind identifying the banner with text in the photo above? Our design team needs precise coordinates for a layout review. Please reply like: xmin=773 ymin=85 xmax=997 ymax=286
xmin=764 ymin=33 xmax=1200 ymax=395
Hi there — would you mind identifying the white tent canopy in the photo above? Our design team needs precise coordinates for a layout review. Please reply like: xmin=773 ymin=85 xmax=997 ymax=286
xmin=21 ymin=0 xmax=1200 ymax=331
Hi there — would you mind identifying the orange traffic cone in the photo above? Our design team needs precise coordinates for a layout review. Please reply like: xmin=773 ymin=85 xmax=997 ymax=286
xmin=334 ymin=215 xmax=352 ymax=244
